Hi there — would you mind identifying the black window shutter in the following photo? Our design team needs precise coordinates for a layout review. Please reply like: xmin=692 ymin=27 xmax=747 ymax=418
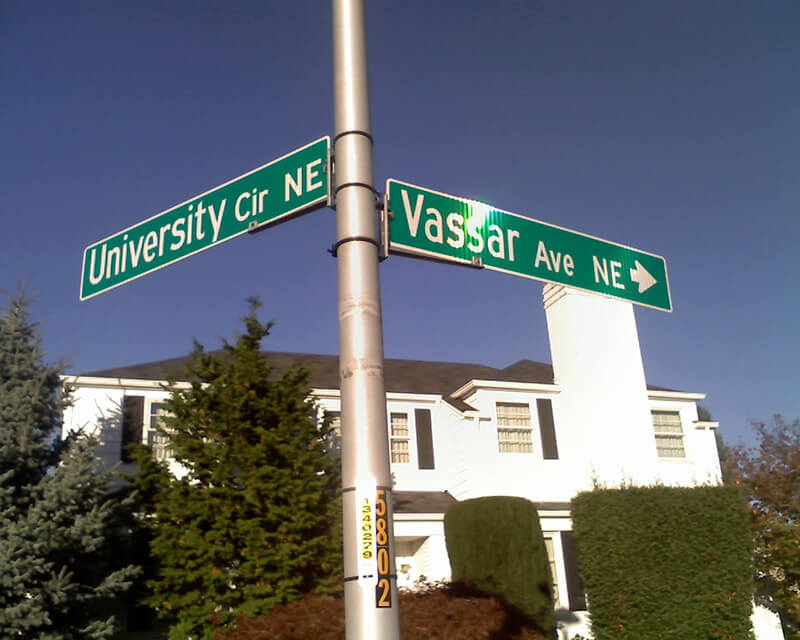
xmin=537 ymin=398 xmax=559 ymax=460
xmin=414 ymin=409 xmax=435 ymax=470
xmin=561 ymin=531 xmax=586 ymax=610
xmin=121 ymin=395 xmax=144 ymax=462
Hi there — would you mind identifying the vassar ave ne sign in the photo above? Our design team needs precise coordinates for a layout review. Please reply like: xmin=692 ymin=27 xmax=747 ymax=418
xmin=80 ymin=137 xmax=329 ymax=300
xmin=385 ymin=179 xmax=672 ymax=312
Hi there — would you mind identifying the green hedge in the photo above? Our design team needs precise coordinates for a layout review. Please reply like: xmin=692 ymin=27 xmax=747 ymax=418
xmin=444 ymin=496 xmax=554 ymax=635
xmin=571 ymin=485 xmax=754 ymax=640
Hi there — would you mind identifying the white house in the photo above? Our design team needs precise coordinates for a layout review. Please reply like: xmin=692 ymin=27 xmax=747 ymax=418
xmin=62 ymin=286 xmax=784 ymax=639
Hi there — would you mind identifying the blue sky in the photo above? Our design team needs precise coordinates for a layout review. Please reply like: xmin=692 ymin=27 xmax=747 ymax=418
xmin=2 ymin=1 xmax=798 ymax=447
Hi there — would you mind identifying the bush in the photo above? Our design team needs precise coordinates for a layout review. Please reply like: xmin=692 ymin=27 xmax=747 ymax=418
xmin=571 ymin=485 xmax=755 ymax=640
xmin=216 ymin=582 xmax=550 ymax=640
xmin=444 ymin=496 xmax=555 ymax=636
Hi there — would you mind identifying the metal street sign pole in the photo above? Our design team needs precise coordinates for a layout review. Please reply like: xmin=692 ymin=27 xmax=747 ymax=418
xmin=384 ymin=179 xmax=673 ymax=312
xmin=80 ymin=138 xmax=329 ymax=300
xmin=333 ymin=1 xmax=400 ymax=639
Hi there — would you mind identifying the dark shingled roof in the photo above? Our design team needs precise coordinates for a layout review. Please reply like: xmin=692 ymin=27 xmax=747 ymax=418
xmin=82 ymin=350 xmax=674 ymax=399
xmin=82 ymin=351 xmax=555 ymax=399
xmin=392 ymin=491 xmax=458 ymax=514
xmin=390 ymin=495 xmax=570 ymax=515
xmin=494 ymin=359 xmax=555 ymax=384
xmin=533 ymin=501 xmax=572 ymax=511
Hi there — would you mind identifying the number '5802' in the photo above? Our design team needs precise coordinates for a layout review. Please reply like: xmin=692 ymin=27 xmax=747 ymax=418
xmin=375 ymin=489 xmax=391 ymax=608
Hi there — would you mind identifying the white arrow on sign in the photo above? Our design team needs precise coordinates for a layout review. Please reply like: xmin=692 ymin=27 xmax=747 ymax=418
xmin=630 ymin=261 xmax=657 ymax=293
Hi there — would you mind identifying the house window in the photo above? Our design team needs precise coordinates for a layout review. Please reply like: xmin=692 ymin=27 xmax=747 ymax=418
xmin=496 ymin=402 xmax=533 ymax=453
xmin=389 ymin=413 xmax=410 ymax=463
xmin=651 ymin=410 xmax=685 ymax=458
xmin=325 ymin=410 xmax=342 ymax=456
xmin=544 ymin=536 xmax=560 ymax=607
xmin=146 ymin=402 xmax=172 ymax=461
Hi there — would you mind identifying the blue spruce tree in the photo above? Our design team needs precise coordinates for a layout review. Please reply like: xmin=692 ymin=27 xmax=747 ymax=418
xmin=0 ymin=289 xmax=138 ymax=639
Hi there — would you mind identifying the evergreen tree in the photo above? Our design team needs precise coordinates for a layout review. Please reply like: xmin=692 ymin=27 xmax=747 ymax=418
xmin=135 ymin=299 xmax=341 ymax=640
xmin=0 ymin=289 xmax=138 ymax=639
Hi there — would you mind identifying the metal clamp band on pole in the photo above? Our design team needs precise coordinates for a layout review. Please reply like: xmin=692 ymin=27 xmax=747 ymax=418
xmin=335 ymin=129 xmax=374 ymax=145
xmin=341 ymin=485 xmax=393 ymax=494
xmin=333 ymin=1 xmax=400 ymax=638
xmin=344 ymin=573 xmax=399 ymax=583
xmin=329 ymin=236 xmax=380 ymax=257
xmin=334 ymin=181 xmax=379 ymax=197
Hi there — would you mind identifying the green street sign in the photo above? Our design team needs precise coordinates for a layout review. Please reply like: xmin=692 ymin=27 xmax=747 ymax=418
xmin=80 ymin=137 xmax=330 ymax=300
xmin=384 ymin=179 xmax=672 ymax=312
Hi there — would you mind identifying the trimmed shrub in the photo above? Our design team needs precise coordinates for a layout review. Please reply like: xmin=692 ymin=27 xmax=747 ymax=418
xmin=444 ymin=496 xmax=555 ymax=636
xmin=216 ymin=582 xmax=550 ymax=640
xmin=571 ymin=485 xmax=755 ymax=640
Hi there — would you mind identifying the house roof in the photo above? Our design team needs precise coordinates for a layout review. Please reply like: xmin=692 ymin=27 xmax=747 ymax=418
xmin=81 ymin=350 xmax=677 ymax=400
xmin=392 ymin=491 xmax=458 ymax=514
xmin=82 ymin=351 xmax=555 ymax=399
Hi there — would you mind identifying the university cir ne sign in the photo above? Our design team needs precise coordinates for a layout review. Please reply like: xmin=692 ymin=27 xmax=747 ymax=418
xmin=80 ymin=138 xmax=329 ymax=300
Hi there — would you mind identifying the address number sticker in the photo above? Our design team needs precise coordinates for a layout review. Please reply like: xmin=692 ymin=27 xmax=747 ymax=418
xmin=357 ymin=489 xmax=376 ymax=583
xmin=374 ymin=488 xmax=392 ymax=608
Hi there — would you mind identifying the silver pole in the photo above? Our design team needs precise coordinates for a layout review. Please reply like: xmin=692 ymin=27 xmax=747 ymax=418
xmin=333 ymin=1 xmax=401 ymax=639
